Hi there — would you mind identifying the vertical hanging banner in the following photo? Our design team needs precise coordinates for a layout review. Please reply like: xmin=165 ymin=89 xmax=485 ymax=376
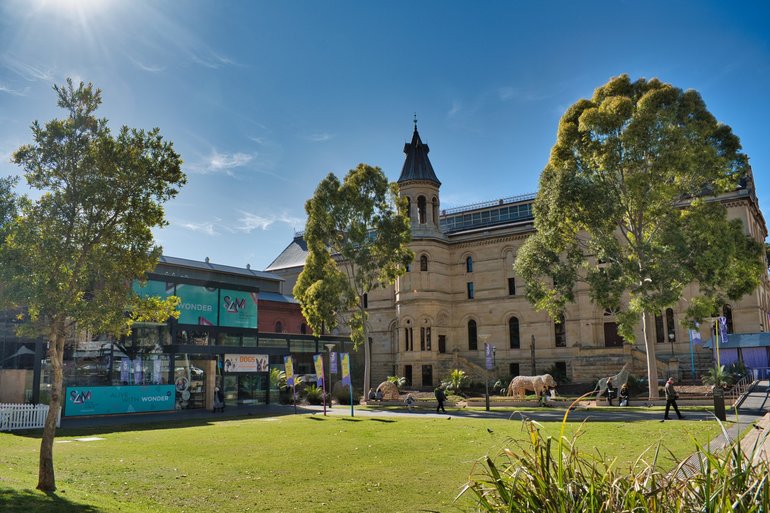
xmin=313 ymin=354 xmax=325 ymax=386
xmin=330 ymin=351 xmax=338 ymax=374
xmin=689 ymin=329 xmax=702 ymax=345
xmin=485 ymin=343 xmax=494 ymax=370
xmin=340 ymin=353 xmax=351 ymax=386
xmin=718 ymin=316 xmax=729 ymax=345
xmin=284 ymin=356 xmax=294 ymax=387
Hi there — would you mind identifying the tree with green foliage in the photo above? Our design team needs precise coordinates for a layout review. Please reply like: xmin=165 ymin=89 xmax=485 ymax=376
xmin=0 ymin=79 xmax=186 ymax=491
xmin=294 ymin=164 xmax=412 ymax=393
xmin=514 ymin=75 xmax=764 ymax=399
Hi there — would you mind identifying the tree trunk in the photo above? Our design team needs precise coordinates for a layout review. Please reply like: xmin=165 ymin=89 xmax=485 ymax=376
xmin=37 ymin=320 xmax=64 ymax=492
xmin=642 ymin=311 xmax=660 ymax=400
xmin=362 ymin=305 xmax=371 ymax=394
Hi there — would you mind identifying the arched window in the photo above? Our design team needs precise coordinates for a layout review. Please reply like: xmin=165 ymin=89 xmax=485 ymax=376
xmin=406 ymin=196 xmax=411 ymax=219
xmin=363 ymin=293 xmax=368 ymax=309
xmin=654 ymin=312 xmax=665 ymax=343
xmin=420 ymin=255 xmax=428 ymax=271
xmin=665 ymin=308 xmax=675 ymax=342
xmin=418 ymin=196 xmax=427 ymax=224
xmin=432 ymin=196 xmax=438 ymax=225
xmin=554 ymin=314 xmax=566 ymax=347
xmin=275 ymin=321 xmax=283 ymax=333
xmin=466 ymin=256 xmax=473 ymax=273
xmin=300 ymin=323 xmax=307 ymax=335
xmin=509 ymin=317 xmax=520 ymax=349
xmin=468 ymin=320 xmax=478 ymax=350
xmin=723 ymin=305 xmax=734 ymax=333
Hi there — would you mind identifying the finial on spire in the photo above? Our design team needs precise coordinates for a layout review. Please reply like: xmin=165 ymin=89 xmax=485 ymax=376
xmin=413 ymin=112 xmax=418 ymax=131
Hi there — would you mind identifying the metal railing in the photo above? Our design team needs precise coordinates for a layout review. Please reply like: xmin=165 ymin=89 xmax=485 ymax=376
xmin=0 ymin=403 xmax=60 ymax=431
xmin=726 ymin=375 xmax=755 ymax=407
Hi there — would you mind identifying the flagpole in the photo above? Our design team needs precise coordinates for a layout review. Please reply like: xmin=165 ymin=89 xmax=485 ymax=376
xmin=715 ymin=320 xmax=721 ymax=370
xmin=688 ymin=329 xmax=695 ymax=378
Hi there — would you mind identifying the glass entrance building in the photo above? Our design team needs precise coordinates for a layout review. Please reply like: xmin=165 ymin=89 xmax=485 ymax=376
xmin=0 ymin=256 xmax=361 ymax=417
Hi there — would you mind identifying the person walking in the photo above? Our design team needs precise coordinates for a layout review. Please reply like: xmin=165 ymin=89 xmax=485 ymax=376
xmin=434 ymin=386 xmax=447 ymax=413
xmin=662 ymin=377 xmax=684 ymax=421
xmin=213 ymin=386 xmax=225 ymax=413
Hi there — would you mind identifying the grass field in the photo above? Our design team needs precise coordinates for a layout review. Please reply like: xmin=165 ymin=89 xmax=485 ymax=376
xmin=0 ymin=410 xmax=722 ymax=513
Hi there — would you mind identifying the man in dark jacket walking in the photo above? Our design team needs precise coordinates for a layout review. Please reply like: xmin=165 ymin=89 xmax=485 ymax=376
xmin=435 ymin=386 xmax=447 ymax=413
xmin=662 ymin=377 xmax=684 ymax=421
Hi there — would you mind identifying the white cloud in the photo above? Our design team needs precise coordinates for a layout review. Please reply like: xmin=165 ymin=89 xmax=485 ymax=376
xmin=127 ymin=55 xmax=166 ymax=73
xmin=179 ymin=221 xmax=218 ymax=236
xmin=187 ymin=149 xmax=255 ymax=176
xmin=235 ymin=211 xmax=304 ymax=233
xmin=2 ymin=54 xmax=54 ymax=82
xmin=303 ymin=132 xmax=333 ymax=142
xmin=0 ymin=84 xmax=27 ymax=96
xmin=447 ymin=99 xmax=462 ymax=118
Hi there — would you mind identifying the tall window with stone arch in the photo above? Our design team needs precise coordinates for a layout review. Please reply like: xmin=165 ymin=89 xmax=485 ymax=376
xmin=603 ymin=307 xmax=624 ymax=347
xmin=468 ymin=319 xmax=478 ymax=350
xmin=665 ymin=308 xmax=676 ymax=342
xmin=406 ymin=196 xmax=411 ymax=220
xmin=418 ymin=195 xmax=427 ymax=224
xmin=508 ymin=316 xmax=520 ymax=349
xmin=466 ymin=256 xmax=473 ymax=273
xmin=432 ymin=196 xmax=438 ymax=225
xmin=554 ymin=314 xmax=566 ymax=347
xmin=420 ymin=254 xmax=428 ymax=272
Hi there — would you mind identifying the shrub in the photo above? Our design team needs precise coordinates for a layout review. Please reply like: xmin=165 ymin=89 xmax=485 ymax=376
xmin=460 ymin=397 xmax=770 ymax=512
xmin=304 ymin=385 xmax=325 ymax=405
xmin=442 ymin=369 xmax=469 ymax=396
xmin=386 ymin=375 xmax=407 ymax=390
xmin=702 ymin=365 xmax=734 ymax=388
xmin=538 ymin=363 xmax=570 ymax=384
xmin=332 ymin=382 xmax=361 ymax=405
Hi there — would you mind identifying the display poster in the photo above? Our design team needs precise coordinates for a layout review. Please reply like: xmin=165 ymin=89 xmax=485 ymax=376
xmin=284 ymin=356 xmax=294 ymax=387
xmin=223 ymin=353 xmax=268 ymax=372
xmin=330 ymin=352 xmax=338 ymax=374
xmin=340 ymin=353 xmax=351 ymax=386
xmin=64 ymin=385 xmax=176 ymax=416
xmin=219 ymin=289 xmax=258 ymax=328
xmin=176 ymin=284 xmax=218 ymax=325
xmin=132 ymin=279 xmax=174 ymax=298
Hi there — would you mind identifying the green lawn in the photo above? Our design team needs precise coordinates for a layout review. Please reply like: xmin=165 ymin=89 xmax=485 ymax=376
xmin=0 ymin=410 xmax=722 ymax=513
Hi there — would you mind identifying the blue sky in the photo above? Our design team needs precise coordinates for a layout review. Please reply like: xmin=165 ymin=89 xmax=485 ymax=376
xmin=1 ymin=1 xmax=769 ymax=271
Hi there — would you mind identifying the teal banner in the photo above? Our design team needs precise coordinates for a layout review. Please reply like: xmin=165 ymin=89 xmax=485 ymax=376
xmin=65 ymin=385 xmax=176 ymax=416
xmin=219 ymin=289 xmax=258 ymax=328
xmin=132 ymin=279 xmax=174 ymax=298
xmin=176 ymin=284 xmax=218 ymax=325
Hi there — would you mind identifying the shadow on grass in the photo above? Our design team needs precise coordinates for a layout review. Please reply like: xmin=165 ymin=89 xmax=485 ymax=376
xmin=307 ymin=416 xmax=327 ymax=421
xmin=368 ymin=418 xmax=396 ymax=423
xmin=0 ymin=489 xmax=104 ymax=513
xmin=338 ymin=418 xmax=363 ymax=422
xmin=9 ymin=408 xmax=299 ymax=439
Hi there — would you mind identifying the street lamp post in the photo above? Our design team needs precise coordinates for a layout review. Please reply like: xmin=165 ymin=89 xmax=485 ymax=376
xmin=479 ymin=335 xmax=491 ymax=411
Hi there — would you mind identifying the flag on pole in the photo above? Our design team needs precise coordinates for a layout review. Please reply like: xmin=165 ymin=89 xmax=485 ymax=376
xmin=340 ymin=353 xmax=351 ymax=386
xmin=718 ymin=316 xmax=729 ymax=345
xmin=284 ymin=356 xmax=294 ymax=387
xmin=689 ymin=329 xmax=702 ymax=345
xmin=313 ymin=354 xmax=325 ymax=386
xmin=330 ymin=351 xmax=338 ymax=374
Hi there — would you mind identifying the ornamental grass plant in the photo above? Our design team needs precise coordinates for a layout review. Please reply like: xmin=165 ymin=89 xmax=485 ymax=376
xmin=460 ymin=400 xmax=769 ymax=512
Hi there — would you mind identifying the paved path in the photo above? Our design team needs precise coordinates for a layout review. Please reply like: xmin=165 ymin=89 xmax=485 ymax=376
xmin=60 ymin=381 xmax=770 ymax=438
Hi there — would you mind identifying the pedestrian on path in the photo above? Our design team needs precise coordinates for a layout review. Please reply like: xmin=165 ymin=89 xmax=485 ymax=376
xmin=662 ymin=377 xmax=684 ymax=421
xmin=405 ymin=393 xmax=415 ymax=410
xmin=435 ymin=386 xmax=447 ymax=413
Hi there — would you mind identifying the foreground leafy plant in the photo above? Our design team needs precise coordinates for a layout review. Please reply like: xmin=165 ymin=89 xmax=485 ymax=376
xmin=460 ymin=406 xmax=769 ymax=512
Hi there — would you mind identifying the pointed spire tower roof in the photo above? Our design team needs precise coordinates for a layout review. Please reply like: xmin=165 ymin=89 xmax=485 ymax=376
xmin=397 ymin=117 xmax=441 ymax=186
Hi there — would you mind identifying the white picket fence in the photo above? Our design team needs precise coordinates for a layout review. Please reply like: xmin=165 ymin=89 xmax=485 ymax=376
xmin=0 ymin=403 xmax=60 ymax=431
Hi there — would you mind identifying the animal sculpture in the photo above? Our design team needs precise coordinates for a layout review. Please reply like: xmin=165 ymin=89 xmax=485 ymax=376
xmin=594 ymin=363 xmax=629 ymax=399
xmin=507 ymin=373 xmax=557 ymax=398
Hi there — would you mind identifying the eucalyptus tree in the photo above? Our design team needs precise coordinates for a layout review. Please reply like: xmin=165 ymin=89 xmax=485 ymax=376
xmin=515 ymin=75 xmax=764 ymax=398
xmin=1 ymin=79 xmax=185 ymax=491
xmin=294 ymin=164 xmax=412 ymax=393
